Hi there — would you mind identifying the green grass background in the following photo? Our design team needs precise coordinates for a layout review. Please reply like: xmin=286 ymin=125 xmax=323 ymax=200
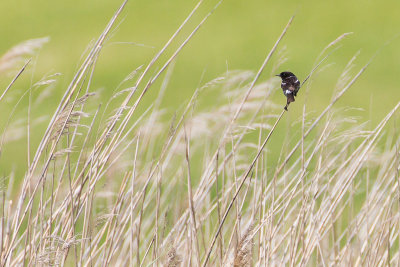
xmin=0 ymin=0 xmax=399 ymax=177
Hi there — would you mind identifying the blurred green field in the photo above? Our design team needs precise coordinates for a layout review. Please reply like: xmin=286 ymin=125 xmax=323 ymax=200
xmin=0 ymin=0 xmax=399 ymax=176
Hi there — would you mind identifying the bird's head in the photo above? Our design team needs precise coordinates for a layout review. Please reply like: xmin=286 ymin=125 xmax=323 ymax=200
xmin=276 ymin=71 xmax=295 ymax=79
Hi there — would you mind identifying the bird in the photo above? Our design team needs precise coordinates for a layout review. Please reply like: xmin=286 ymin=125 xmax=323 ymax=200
xmin=276 ymin=71 xmax=301 ymax=111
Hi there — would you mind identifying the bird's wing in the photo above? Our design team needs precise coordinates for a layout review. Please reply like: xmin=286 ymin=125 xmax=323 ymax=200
xmin=289 ymin=76 xmax=301 ymax=95
xmin=294 ymin=78 xmax=300 ymax=89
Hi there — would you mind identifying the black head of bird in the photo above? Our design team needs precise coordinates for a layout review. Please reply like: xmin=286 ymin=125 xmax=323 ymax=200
xmin=276 ymin=71 xmax=295 ymax=79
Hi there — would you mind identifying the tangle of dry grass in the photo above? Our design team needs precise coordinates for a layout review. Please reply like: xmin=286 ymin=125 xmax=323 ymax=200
xmin=0 ymin=1 xmax=399 ymax=266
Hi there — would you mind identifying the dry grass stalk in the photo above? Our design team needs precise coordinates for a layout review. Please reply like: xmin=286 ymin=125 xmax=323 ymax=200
xmin=233 ymin=224 xmax=254 ymax=267
xmin=165 ymin=246 xmax=182 ymax=267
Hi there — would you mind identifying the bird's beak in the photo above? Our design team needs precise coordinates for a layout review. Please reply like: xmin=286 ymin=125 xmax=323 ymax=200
xmin=275 ymin=74 xmax=280 ymax=77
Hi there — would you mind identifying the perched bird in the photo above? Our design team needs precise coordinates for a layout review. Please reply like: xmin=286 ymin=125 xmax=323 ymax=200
xmin=276 ymin=71 xmax=301 ymax=111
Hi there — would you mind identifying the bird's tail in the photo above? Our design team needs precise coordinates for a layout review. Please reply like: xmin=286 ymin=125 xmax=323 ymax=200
xmin=286 ymin=94 xmax=295 ymax=104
